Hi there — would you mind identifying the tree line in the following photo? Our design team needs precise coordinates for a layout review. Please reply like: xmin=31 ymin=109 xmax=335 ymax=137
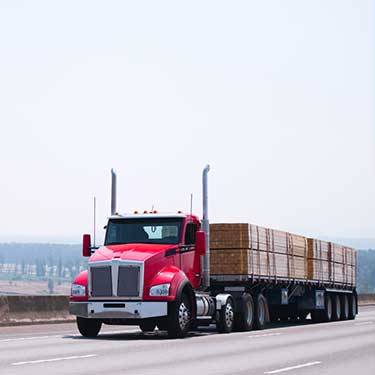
xmin=0 ymin=243 xmax=374 ymax=293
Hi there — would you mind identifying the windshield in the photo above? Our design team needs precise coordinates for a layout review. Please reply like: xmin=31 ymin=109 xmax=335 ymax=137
xmin=105 ymin=218 xmax=183 ymax=245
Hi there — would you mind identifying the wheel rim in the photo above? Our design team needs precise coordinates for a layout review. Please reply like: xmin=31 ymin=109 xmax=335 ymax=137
xmin=258 ymin=300 xmax=265 ymax=324
xmin=352 ymin=296 xmax=356 ymax=316
xmin=327 ymin=297 xmax=332 ymax=320
xmin=245 ymin=301 xmax=253 ymax=326
xmin=225 ymin=301 xmax=234 ymax=328
xmin=336 ymin=297 xmax=341 ymax=318
xmin=344 ymin=297 xmax=349 ymax=318
xmin=178 ymin=301 xmax=191 ymax=331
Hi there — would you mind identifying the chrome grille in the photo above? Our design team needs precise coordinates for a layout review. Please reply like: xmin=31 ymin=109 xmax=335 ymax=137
xmin=89 ymin=261 xmax=143 ymax=299
xmin=118 ymin=266 xmax=140 ymax=297
xmin=91 ymin=266 xmax=112 ymax=297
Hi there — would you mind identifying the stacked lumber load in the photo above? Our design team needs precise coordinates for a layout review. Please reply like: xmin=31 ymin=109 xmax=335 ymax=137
xmin=330 ymin=243 xmax=356 ymax=286
xmin=210 ymin=223 xmax=308 ymax=280
xmin=210 ymin=223 xmax=357 ymax=286
xmin=307 ymin=239 xmax=331 ymax=282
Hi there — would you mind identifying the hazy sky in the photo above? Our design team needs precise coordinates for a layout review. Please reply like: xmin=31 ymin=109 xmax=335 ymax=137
xmin=0 ymin=1 xmax=374 ymax=243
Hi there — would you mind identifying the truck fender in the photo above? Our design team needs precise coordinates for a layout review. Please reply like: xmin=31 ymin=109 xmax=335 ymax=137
xmin=70 ymin=270 xmax=88 ymax=301
xmin=215 ymin=293 xmax=234 ymax=311
xmin=150 ymin=267 xmax=196 ymax=318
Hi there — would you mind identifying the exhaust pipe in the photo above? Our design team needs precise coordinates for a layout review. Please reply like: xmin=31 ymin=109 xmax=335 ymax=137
xmin=202 ymin=164 xmax=210 ymax=289
xmin=111 ymin=168 xmax=117 ymax=215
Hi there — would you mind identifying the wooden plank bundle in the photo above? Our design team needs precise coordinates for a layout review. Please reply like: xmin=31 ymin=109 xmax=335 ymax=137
xmin=210 ymin=223 xmax=356 ymax=287
xmin=210 ymin=223 xmax=308 ymax=281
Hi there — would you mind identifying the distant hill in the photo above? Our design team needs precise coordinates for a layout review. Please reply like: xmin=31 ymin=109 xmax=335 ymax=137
xmin=0 ymin=243 xmax=374 ymax=293
xmin=0 ymin=243 xmax=81 ymax=263
xmin=320 ymin=238 xmax=375 ymax=249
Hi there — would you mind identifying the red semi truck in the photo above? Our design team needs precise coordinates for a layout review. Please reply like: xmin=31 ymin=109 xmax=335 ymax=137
xmin=69 ymin=167 xmax=357 ymax=338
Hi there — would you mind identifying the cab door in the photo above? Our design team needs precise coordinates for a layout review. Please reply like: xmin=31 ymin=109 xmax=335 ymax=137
xmin=180 ymin=221 xmax=201 ymax=289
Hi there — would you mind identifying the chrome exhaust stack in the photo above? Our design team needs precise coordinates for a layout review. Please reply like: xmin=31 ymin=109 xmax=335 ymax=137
xmin=111 ymin=168 xmax=117 ymax=215
xmin=202 ymin=164 xmax=210 ymax=289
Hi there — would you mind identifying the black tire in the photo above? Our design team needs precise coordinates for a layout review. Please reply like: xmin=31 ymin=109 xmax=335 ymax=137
xmin=332 ymin=294 xmax=341 ymax=321
xmin=77 ymin=317 xmax=102 ymax=338
xmin=341 ymin=295 xmax=349 ymax=320
xmin=254 ymin=294 xmax=267 ymax=330
xmin=348 ymin=294 xmax=357 ymax=320
xmin=167 ymin=292 xmax=192 ymax=338
xmin=322 ymin=294 xmax=333 ymax=322
xmin=139 ymin=320 xmax=156 ymax=333
xmin=216 ymin=297 xmax=235 ymax=333
xmin=157 ymin=318 xmax=168 ymax=331
xmin=234 ymin=293 xmax=254 ymax=331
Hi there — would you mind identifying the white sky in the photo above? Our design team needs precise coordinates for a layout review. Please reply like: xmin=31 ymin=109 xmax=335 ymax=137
xmin=0 ymin=1 xmax=374 ymax=243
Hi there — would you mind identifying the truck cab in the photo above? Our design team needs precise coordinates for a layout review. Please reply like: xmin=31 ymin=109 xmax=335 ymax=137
xmin=69 ymin=212 xmax=209 ymax=337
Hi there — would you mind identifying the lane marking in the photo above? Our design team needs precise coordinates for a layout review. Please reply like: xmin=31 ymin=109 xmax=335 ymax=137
xmin=0 ymin=328 xmax=140 ymax=343
xmin=354 ymin=321 xmax=373 ymax=326
xmin=249 ymin=333 xmax=282 ymax=339
xmin=0 ymin=335 xmax=61 ymax=343
xmin=12 ymin=354 xmax=97 ymax=366
xmin=265 ymin=361 xmax=321 ymax=374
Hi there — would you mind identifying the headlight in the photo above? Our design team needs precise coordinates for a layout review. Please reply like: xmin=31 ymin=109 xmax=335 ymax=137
xmin=71 ymin=284 xmax=86 ymax=297
xmin=149 ymin=283 xmax=170 ymax=297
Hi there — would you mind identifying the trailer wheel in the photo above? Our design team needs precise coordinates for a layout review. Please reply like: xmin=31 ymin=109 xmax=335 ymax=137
xmin=332 ymin=294 xmax=341 ymax=321
xmin=217 ymin=297 xmax=235 ymax=333
xmin=341 ymin=295 xmax=349 ymax=320
xmin=76 ymin=317 xmax=102 ymax=338
xmin=139 ymin=320 xmax=156 ymax=333
xmin=254 ymin=294 xmax=267 ymax=330
xmin=348 ymin=294 xmax=357 ymax=320
xmin=167 ymin=292 xmax=192 ymax=338
xmin=234 ymin=293 xmax=254 ymax=331
xmin=322 ymin=294 xmax=333 ymax=322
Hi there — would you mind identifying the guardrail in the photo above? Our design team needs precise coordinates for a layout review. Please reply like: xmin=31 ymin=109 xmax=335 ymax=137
xmin=0 ymin=294 xmax=374 ymax=326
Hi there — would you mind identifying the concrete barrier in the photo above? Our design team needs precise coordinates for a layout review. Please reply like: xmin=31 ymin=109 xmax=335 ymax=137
xmin=0 ymin=293 xmax=374 ymax=326
xmin=358 ymin=293 xmax=375 ymax=306
xmin=0 ymin=295 xmax=74 ymax=326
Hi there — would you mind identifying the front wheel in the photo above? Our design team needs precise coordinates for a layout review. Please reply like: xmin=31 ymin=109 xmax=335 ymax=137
xmin=140 ymin=320 xmax=156 ymax=333
xmin=167 ymin=292 xmax=192 ymax=338
xmin=77 ymin=317 xmax=102 ymax=337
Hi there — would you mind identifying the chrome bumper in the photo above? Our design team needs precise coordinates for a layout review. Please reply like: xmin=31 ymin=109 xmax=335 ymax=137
xmin=69 ymin=301 xmax=168 ymax=319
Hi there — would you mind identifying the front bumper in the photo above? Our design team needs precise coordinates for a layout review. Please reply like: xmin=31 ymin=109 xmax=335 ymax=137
xmin=69 ymin=301 xmax=168 ymax=319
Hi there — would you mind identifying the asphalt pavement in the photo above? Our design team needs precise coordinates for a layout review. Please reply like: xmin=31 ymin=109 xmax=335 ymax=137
xmin=0 ymin=306 xmax=374 ymax=375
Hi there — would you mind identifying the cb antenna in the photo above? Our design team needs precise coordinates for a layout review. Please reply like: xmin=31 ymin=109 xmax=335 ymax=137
xmin=93 ymin=196 xmax=97 ymax=248
xmin=190 ymin=193 xmax=193 ymax=219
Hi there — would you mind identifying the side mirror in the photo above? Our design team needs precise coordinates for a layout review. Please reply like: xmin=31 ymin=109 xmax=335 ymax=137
xmin=195 ymin=231 xmax=206 ymax=256
xmin=82 ymin=234 xmax=92 ymax=257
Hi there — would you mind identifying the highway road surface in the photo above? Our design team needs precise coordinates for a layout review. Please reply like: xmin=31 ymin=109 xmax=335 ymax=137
xmin=0 ymin=306 xmax=374 ymax=375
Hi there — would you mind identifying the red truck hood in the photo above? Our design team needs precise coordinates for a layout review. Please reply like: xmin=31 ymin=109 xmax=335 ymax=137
xmin=89 ymin=243 xmax=177 ymax=263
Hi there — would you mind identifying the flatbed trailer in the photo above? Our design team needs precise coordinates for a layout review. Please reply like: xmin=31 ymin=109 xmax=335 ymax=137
xmin=69 ymin=166 xmax=357 ymax=338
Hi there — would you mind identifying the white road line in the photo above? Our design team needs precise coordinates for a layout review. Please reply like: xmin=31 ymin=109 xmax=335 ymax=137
xmin=12 ymin=354 xmax=97 ymax=366
xmin=354 ymin=321 xmax=374 ymax=326
xmin=265 ymin=361 xmax=321 ymax=374
xmin=249 ymin=333 xmax=282 ymax=338
xmin=0 ymin=335 xmax=61 ymax=343
xmin=0 ymin=328 xmax=139 ymax=343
